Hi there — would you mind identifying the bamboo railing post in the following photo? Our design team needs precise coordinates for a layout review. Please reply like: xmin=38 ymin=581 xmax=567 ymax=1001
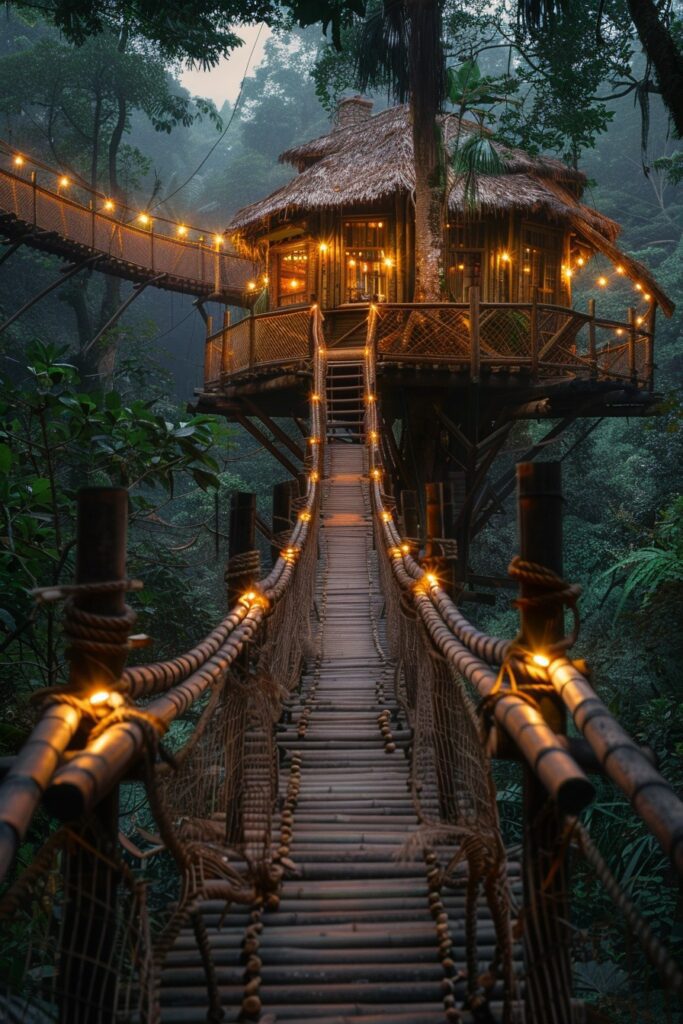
xmin=221 ymin=308 xmax=232 ymax=375
xmin=628 ymin=305 xmax=637 ymax=384
xmin=248 ymin=311 xmax=256 ymax=370
xmin=530 ymin=285 xmax=539 ymax=379
xmin=271 ymin=480 xmax=296 ymax=566
xmin=587 ymin=298 xmax=597 ymax=379
xmin=517 ymin=462 xmax=573 ymax=1024
xmin=468 ymin=285 xmax=480 ymax=381
xmin=226 ymin=492 xmax=257 ymax=608
xmin=61 ymin=488 xmax=129 ymax=1024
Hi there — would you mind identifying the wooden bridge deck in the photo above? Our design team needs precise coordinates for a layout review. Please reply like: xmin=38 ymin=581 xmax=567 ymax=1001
xmin=160 ymin=443 xmax=520 ymax=1022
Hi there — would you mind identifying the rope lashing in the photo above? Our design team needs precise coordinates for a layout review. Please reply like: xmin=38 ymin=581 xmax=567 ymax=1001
xmin=508 ymin=555 xmax=582 ymax=655
xmin=31 ymin=578 xmax=143 ymax=666
xmin=224 ymin=548 xmax=261 ymax=585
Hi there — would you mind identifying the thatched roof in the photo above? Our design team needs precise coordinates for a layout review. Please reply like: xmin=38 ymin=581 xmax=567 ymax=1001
xmin=228 ymin=103 xmax=673 ymax=315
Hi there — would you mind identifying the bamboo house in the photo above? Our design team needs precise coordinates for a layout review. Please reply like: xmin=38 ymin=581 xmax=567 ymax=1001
xmin=227 ymin=97 xmax=672 ymax=316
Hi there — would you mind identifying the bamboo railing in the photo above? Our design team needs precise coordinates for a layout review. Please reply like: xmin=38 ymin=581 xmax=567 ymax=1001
xmin=204 ymin=292 xmax=655 ymax=391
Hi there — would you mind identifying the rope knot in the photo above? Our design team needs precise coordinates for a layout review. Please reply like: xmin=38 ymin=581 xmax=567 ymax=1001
xmin=507 ymin=554 xmax=581 ymax=655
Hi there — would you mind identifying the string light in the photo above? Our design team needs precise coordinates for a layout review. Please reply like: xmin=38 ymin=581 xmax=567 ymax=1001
xmin=532 ymin=653 xmax=550 ymax=668
xmin=596 ymin=276 xmax=607 ymax=287
xmin=299 ymin=510 xmax=312 ymax=522
xmin=247 ymin=281 xmax=257 ymax=291
xmin=308 ymin=436 xmax=319 ymax=446
xmin=576 ymin=256 xmax=585 ymax=267
xmin=213 ymin=234 xmax=223 ymax=248
xmin=176 ymin=224 xmax=188 ymax=237
xmin=500 ymin=252 xmax=511 ymax=263
xmin=319 ymin=242 xmax=329 ymax=253
xmin=366 ymin=393 xmax=375 ymax=403
xmin=616 ymin=265 xmax=625 ymax=275
xmin=563 ymin=266 xmax=573 ymax=279
xmin=89 ymin=690 xmax=111 ymax=705
xmin=348 ymin=258 xmax=357 ymax=267
xmin=400 ymin=543 xmax=410 ymax=555
xmin=310 ymin=470 xmax=319 ymax=483
xmin=103 ymin=199 xmax=115 ymax=212
xmin=636 ymin=315 xmax=644 ymax=326
xmin=381 ymin=511 xmax=392 ymax=523
xmin=59 ymin=176 xmax=70 ymax=188
xmin=635 ymin=283 xmax=643 ymax=292
xmin=383 ymin=257 xmax=393 ymax=268
xmin=13 ymin=155 xmax=24 ymax=167
xmin=425 ymin=573 xmax=439 ymax=588
xmin=137 ymin=213 xmax=150 ymax=226
xmin=281 ymin=546 xmax=298 ymax=562
xmin=643 ymin=293 xmax=651 ymax=302
xmin=311 ymin=393 xmax=320 ymax=402
xmin=371 ymin=468 xmax=382 ymax=481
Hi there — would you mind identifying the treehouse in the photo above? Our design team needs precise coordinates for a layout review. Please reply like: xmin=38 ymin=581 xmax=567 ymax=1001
xmin=197 ymin=97 xmax=673 ymax=585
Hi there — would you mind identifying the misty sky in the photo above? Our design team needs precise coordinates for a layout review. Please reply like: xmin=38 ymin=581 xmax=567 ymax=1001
xmin=180 ymin=23 xmax=272 ymax=106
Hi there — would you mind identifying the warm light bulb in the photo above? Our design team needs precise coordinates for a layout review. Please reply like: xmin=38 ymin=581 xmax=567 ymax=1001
xmin=532 ymin=653 xmax=550 ymax=668
xmin=458 ymin=263 xmax=465 ymax=270
xmin=90 ymin=690 xmax=111 ymax=705
xmin=319 ymin=242 xmax=328 ymax=253
xmin=636 ymin=316 xmax=644 ymax=326
xmin=348 ymin=258 xmax=356 ymax=267
xmin=263 ymin=275 xmax=269 ymax=284
xmin=13 ymin=155 xmax=24 ymax=167
xmin=643 ymin=293 xmax=651 ymax=301
xmin=103 ymin=199 xmax=115 ymax=212
xmin=383 ymin=257 xmax=393 ymax=268
xmin=400 ymin=543 xmax=410 ymax=555
xmin=635 ymin=283 xmax=643 ymax=292
xmin=214 ymin=234 xmax=223 ymax=247
xmin=176 ymin=224 xmax=187 ymax=237
xmin=299 ymin=510 xmax=311 ymax=522
xmin=576 ymin=256 xmax=585 ymax=267
xmin=500 ymin=252 xmax=510 ymax=263
xmin=616 ymin=265 xmax=625 ymax=274
xmin=59 ymin=176 xmax=70 ymax=187
xmin=247 ymin=280 xmax=257 ymax=291
xmin=381 ymin=511 xmax=392 ymax=523
xmin=308 ymin=436 xmax=319 ymax=445
xmin=371 ymin=468 xmax=381 ymax=480
xmin=563 ymin=267 xmax=573 ymax=279
xmin=311 ymin=393 xmax=320 ymax=402
xmin=615 ymin=328 xmax=624 ymax=336
xmin=290 ymin=279 xmax=299 ymax=289
xmin=138 ymin=213 xmax=150 ymax=225
xmin=366 ymin=394 xmax=375 ymax=403
xmin=241 ymin=590 xmax=257 ymax=606
xmin=310 ymin=470 xmax=319 ymax=483
xmin=425 ymin=573 xmax=439 ymax=588
xmin=597 ymin=276 xmax=607 ymax=287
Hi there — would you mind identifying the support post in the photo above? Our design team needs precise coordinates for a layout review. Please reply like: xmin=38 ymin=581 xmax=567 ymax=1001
xmin=400 ymin=489 xmax=420 ymax=542
xmin=468 ymin=285 xmax=480 ymax=381
xmin=60 ymin=488 xmax=129 ymax=1024
xmin=424 ymin=482 xmax=454 ymax=595
xmin=587 ymin=298 xmax=597 ymax=379
xmin=271 ymin=480 xmax=296 ymax=566
xmin=221 ymin=308 xmax=232 ymax=374
xmin=203 ymin=314 xmax=214 ymax=385
xmin=645 ymin=304 xmax=656 ymax=393
xmin=517 ymin=462 xmax=573 ymax=1024
xmin=627 ymin=305 xmax=637 ymax=384
xmin=248 ymin=311 xmax=256 ymax=370
xmin=530 ymin=285 xmax=539 ymax=379
xmin=226 ymin=492 xmax=257 ymax=608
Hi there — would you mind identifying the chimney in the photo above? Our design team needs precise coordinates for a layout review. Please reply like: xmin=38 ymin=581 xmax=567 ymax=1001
xmin=335 ymin=95 xmax=373 ymax=130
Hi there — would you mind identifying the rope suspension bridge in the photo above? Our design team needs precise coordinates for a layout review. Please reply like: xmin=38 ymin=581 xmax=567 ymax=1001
xmin=1 ymin=302 xmax=682 ymax=1024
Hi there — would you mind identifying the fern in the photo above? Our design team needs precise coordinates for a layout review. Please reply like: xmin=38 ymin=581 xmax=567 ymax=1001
xmin=451 ymin=132 xmax=510 ymax=212
xmin=607 ymin=496 xmax=683 ymax=616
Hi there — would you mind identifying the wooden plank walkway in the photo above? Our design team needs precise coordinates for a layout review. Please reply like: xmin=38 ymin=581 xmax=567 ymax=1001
xmin=160 ymin=441 xmax=519 ymax=1022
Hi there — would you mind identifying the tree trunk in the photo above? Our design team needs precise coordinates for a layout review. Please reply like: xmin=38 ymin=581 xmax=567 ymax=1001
xmin=407 ymin=0 xmax=445 ymax=302
xmin=627 ymin=0 xmax=683 ymax=137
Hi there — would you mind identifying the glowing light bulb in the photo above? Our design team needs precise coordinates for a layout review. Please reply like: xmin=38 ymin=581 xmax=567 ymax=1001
xmin=381 ymin=511 xmax=392 ymax=523
xmin=319 ymin=242 xmax=329 ymax=253
xmin=247 ymin=280 xmax=257 ymax=291
xmin=616 ymin=265 xmax=625 ymax=274
xmin=457 ymin=263 xmax=465 ymax=271
xmin=308 ymin=436 xmax=319 ymax=446
xmin=263 ymin=275 xmax=269 ymax=284
xmin=311 ymin=393 xmax=320 ymax=402
xmin=400 ymin=543 xmax=410 ymax=555
xmin=299 ymin=510 xmax=312 ymax=522
xmin=59 ymin=176 xmax=70 ymax=188
xmin=636 ymin=316 xmax=644 ymax=326
xmin=425 ymin=573 xmax=439 ymax=588
xmin=576 ymin=256 xmax=585 ymax=267
xmin=500 ymin=252 xmax=510 ymax=263
xmin=371 ymin=468 xmax=381 ymax=481
xmin=348 ymin=258 xmax=356 ymax=267
xmin=615 ymin=328 xmax=624 ymax=336
xmin=563 ymin=267 xmax=573 ymax=279
xmin=103 ymin=199 xmax=115 ymax=212
xmin=532 ymin=653 xmax=550 ymax=668
xmin=366 ymin=394 xmax=375 ymax=403
xmin=137 ymin=213 xmax=150 ymax=225
xmin=241 ymin=590 xmax=257 ymax=606
xmin=176 ymin=224 xmax=188 ymax=237
xmin=13 ymin=155 xmax=24 ymax=167
xmin=310 ymin=470 xmax=319 ymax=483
xmin=290 ymin=279 xmax=298 ymax=289
xmin=214 ymin=234 xmax=223 ymax=247
xmin=383 ymin=257 xmax=393 ymax=268
xmin=597 ymin=276 xmax=608 ymax=287
xmin=635 ymin=283 xmax=643 ymax=292
xmin=89 ymin=690 xmax=111 ymax=705
xmin=643 ymin=293 xmax=651 ymax=301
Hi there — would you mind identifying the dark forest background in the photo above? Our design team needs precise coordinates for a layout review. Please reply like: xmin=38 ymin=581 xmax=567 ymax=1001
xmin=0 ymin=2 xmax=681 ymax=1017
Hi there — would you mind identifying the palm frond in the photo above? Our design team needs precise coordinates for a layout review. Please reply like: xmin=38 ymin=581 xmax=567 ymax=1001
xmin=452 ymin=133 xmax=510 ymax=212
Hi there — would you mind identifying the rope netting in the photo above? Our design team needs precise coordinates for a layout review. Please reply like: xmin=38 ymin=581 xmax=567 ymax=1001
xmin=0 ymin=307 xmax=326 ymax=1021
xmin=363 ymin=303 xmax=682 ymax=1018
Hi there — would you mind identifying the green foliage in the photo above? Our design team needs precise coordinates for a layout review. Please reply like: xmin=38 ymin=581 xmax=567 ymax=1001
xmin=606 ymin=496 xmax=683 ymax=616
xmin=0 ymin=341 xmax=221 ymax=720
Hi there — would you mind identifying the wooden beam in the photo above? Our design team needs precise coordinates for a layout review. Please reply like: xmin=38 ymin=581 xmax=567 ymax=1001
xmin=242 ymin=398 xmax=305 ymax=462
xmin=234 ymin=414 xmax=300 ymax=478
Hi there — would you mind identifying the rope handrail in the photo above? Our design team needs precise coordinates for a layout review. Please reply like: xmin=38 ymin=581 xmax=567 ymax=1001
xmin=363 ymin=304 xmax=683 ymax=870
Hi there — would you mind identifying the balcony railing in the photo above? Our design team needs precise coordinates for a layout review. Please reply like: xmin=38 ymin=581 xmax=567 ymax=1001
xmin=203 ymin=292 xmax=655 ymax=391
